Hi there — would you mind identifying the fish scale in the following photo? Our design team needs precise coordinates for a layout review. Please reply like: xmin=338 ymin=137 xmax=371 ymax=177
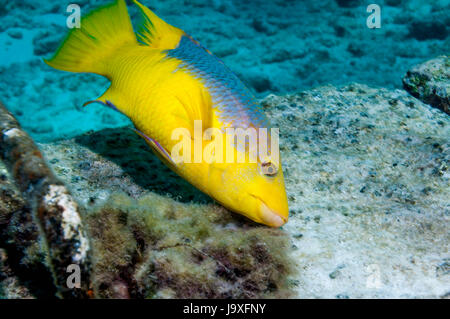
xmin=167 ymin=35 xmax=269 ymax=130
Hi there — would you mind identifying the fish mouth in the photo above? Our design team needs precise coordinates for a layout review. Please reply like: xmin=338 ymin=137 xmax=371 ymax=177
xmin=250 ymin=194 xmax=287 ymax=227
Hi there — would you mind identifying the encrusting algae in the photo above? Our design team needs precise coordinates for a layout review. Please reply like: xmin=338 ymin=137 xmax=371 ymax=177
xmin=86 ymin=192 xmax=296 ymax=298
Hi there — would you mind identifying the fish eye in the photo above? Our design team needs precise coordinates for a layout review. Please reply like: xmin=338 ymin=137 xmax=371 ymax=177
xmin=261 ymin=161 xmax=278 ymax=176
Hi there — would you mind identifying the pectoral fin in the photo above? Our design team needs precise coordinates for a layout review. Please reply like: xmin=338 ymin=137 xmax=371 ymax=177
xmin=83 ymin=99 xmax=125 ymax=115
xmin=133 ymin=128 xmax=177 ymax=168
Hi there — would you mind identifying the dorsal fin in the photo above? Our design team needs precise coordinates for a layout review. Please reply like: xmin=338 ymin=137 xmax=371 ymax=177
xmin=132 ymin=0 xmax=184 ymax=50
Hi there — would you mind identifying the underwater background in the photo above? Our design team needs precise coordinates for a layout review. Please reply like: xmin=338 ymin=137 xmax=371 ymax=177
xmin=0 ymin=0 xmax=449 ymax=299
xmin=0 ymin=0 xmax=448 ymax=142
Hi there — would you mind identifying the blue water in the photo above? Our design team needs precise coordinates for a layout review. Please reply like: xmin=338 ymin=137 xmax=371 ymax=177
xmin=0 ymin=0 xmax=448 ymax=142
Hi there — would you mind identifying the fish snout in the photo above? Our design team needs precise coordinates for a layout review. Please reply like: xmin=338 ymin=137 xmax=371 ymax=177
xmin=259 ymin=201 xmax=287 ymax=227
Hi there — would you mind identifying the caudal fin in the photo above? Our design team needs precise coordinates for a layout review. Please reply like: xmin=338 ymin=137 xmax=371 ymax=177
xmin=45 ymin=0 xmax=136 ymax=76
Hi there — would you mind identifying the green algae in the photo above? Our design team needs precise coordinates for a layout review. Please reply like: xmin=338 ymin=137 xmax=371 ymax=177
xmin=86 ymin=192 xmax=296 ymax=299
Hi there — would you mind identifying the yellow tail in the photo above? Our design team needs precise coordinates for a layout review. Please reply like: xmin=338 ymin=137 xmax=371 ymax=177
xmin=44 ymin=0 xmax=136 ymax=76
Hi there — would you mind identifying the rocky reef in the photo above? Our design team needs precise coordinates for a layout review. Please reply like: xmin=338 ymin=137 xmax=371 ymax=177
xmin=403 ymin=55 xmax=449 ymax=115
xmin=1 ymin=54 xmax=449 ymax=298
xmin=86 ymin=194 xmax=294 ymax=298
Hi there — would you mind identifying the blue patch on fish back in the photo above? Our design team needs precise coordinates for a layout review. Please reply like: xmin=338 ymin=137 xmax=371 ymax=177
xmin=166 ymin=36 xmax=269 ymax=129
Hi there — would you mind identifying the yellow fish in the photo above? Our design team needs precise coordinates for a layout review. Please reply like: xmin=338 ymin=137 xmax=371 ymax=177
xmin=45 ymin=0 xmax=289 ymax=227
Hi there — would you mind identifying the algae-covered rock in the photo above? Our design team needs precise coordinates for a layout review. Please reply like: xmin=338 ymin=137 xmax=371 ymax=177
xmin=403 ymin=55 xmax=449 ymax=115
xmin=0 ymin=161 xmax=56 ymax=299
xmin=0 ymin=102 xmax=91 ymax=298
xmin=86 ymin=193 xmax=294 ymax=298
